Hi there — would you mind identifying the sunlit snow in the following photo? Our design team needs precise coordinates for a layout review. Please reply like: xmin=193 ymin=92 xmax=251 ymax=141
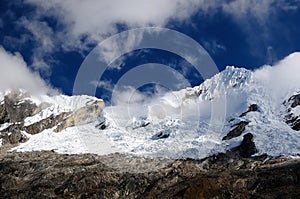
xmin=11 ymin=53 xmax=300 ymax=159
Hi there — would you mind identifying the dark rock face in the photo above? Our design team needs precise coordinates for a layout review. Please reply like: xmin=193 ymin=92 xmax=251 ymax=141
xmin=0 ymin=90 xmax=105 ymax=147
xmin=0 ymin=125 xmax=28 ymax=145
xmin=233 ymin=133 xmax=257 ymax=158
xmin=290 ymin=94 xmax=300 ymax=108
xmin=222 ymin=121 xmax=249 ymax=140
xmin=151 ymin=129 xmax=171 ymax=140
xmin=0 ymin=103 xmax=9 ymax=124
xmin=284 ymin=94 xmax=300 ymax=131
xmin=24 ymin=112 xmax=71 ymax=134
xmin=4 ymin=91 xmax=40 ymax=123
xmin=0 ymin=150 xmax=299 ymax=199
xmin=240 ymin=104 xmax=258 ymax=117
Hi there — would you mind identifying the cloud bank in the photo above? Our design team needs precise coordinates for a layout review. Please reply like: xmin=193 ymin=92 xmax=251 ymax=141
xmin=20 ymin=0 xmax=291 ymax=71
xmin=0 ymin=46 xmax=54 ymax=94
xmin=254 ymin=52 xmax=300 ymax=100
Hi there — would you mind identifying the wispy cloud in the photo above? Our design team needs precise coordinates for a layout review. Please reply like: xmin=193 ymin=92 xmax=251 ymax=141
xmin=90 ymin=80 xmax=114 ymax=92
xmin=2 ymin=0 xmax=297 ymax=78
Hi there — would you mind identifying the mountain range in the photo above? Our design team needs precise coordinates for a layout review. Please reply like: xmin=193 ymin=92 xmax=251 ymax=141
xmin=1 ymin=53 xmax=300 ymax=160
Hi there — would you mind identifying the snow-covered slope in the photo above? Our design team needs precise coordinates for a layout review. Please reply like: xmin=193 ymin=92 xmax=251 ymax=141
xmin=2 ymin=53 xmax=300 ymax=159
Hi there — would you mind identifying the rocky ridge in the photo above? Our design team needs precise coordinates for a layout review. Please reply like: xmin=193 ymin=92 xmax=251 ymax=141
xmin=0 ymin=145 xmax=299 ymax=198
xmin=0 ymin=90 xmax=105 ymax=146
xmin=284 ymin=93 xmax=300 ymax=131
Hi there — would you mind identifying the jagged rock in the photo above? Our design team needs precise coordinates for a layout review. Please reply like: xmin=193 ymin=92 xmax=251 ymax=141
xmin=131 ymin=117 xmax=150 ymax=130
xmin=0 ymin=125 xmax=28 ymax=145
xmin=233 ymin=133 xmax=257 ymax=158
xmin=54 ymin=101 xmax=104 ymax=132
xmin=289 ymin=93 xmax=300 ymax=108
xmin=96 ymin=121 xmax=107 ymax=130
xmin=222 ymin=121 xmax=249 ymax=140
xmin=24 ymin=112 xmax=71 ymax=135
xmin=8 ymin=128 xmax=27 ymax=144
xmin=284 ymin=94 xmax=300 ymax=131
xmin=0 ymin=90 xmax=105 ymax=135
xmin=0 ymin=102 xmax=9 ymax=124
xmin=240 ymin=104 xmax=258 ymax=117
xmin=4 ymin=91 xmax=39 ymax=123
xmin=151 ymin=129 xmax=170 ymax=140
xmin=285 ymin=115 xmax=300 ymax=131
xmin=0 ymin=151 xmax=299 ymax=198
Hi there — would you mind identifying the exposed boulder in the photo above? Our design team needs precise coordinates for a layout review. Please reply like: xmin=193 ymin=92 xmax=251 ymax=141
xmin=240 ymin=104 xmax=258 ymax=117
xmin=222 ymin=121 xmax=249 ymax=140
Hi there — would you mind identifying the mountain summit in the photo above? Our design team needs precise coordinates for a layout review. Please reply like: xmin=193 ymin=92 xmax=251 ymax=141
xmin=1 ymin=54 xmax=300 ymax=159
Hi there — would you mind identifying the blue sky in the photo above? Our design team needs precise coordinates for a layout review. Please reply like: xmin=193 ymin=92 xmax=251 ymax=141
xmin=0 ymin=0 xmax=300 ymax=101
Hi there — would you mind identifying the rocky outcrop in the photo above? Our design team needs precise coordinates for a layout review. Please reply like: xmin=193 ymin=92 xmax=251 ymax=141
xmin=283 ymin=93 xmax=300 ymax=131
xmin=0 ymin=103 xmax=9 ymax=124
xmin=240 ymin=104 xmax=258 ymax=117
xmin=0 ymin=90 xmax=105 ymax=143
xmin=289 ymin=93 xmax=300 ymax=108
xmin=222 ymin=121 xmax=249 ymax=140
xmin=151 ymin=130 xmax=170 ymax=140
xmin=0 ymin=147 xmax=299 ymax=198
xmin=24 ymin=112 xmax=71 ymax=134
xmin=54 ymin=100 xmax=104 ymax=132
xmin=0 ymin=125 xmax=28 ymax=145
xmin=232 ymin=133 xmax=257 ymax=158
xmin=3 ymin=91 xmax=40 ymax=123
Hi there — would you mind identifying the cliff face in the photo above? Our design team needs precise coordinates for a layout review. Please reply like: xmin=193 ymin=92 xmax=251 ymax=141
xmin=284 ymin=93 xmax=300 ymax=131
xmin=0 ymin=125 xmax=299 ymax=199
xmin=0 ymin=150 xmax=299 ymax=199
xmin=0 ymin=90 xmax=105 ymax=146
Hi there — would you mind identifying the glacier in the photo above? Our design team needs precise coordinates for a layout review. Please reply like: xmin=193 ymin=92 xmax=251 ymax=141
xmin=2 ymin=53 xmax=300 ymax=159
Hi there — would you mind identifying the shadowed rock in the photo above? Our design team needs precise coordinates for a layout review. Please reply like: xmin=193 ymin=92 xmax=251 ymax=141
xmin=151 ymin=129 xmax=170 ymax=140
xmin=0 ymin=149 xmax=299 ymax=198
xmin=222 ymin=121 xmax=249 ymax=140
xmin=240 ymin=104 xmax=258 ymax=117
xmin=233 ymin=133 xmax=257 ymax=158
xmin=24 ymin=112 xmax=71 ymax=134
xmin=284 ymin=93 xmax=300 ymax=131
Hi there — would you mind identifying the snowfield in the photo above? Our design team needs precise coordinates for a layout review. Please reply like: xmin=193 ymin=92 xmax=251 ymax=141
xmin=9 ymin=53 xmax=300 ymax=159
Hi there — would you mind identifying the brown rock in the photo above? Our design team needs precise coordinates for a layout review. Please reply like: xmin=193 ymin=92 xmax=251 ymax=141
xmin=233 ymin=133 xmax=257 ymax=158
xmin=0 ymin=151 xmax=299 ymax=199
xmin=222 ymin=121 xmax=249 ymax=140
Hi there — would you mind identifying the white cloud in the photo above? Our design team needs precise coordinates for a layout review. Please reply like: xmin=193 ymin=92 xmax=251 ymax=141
xmin=222 ymin=0 xmax=275 ymax=24
xmin=90 ymin=80 xmax=114 ymax=92
xmin=17 ymin=17 xmax=57 ymax=71
xmin=0 ymin=46 xmax=55 ymax=94
xmin=26 ymin=0 xmax=204 ymax=38
xmin=254 ymin=52 xmax=300 ymax=100
xmin=4 ymin=0 xmax=292 ymax=76
xmin=25 ymin=0 xmax=280 ymax=42
xmin=22 ymin=0 xmax=284 ymax=61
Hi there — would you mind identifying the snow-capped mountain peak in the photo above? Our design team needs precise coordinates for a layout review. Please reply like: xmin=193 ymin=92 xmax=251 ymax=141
xmin=1 ymin=53 xmax=300 ymax=159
